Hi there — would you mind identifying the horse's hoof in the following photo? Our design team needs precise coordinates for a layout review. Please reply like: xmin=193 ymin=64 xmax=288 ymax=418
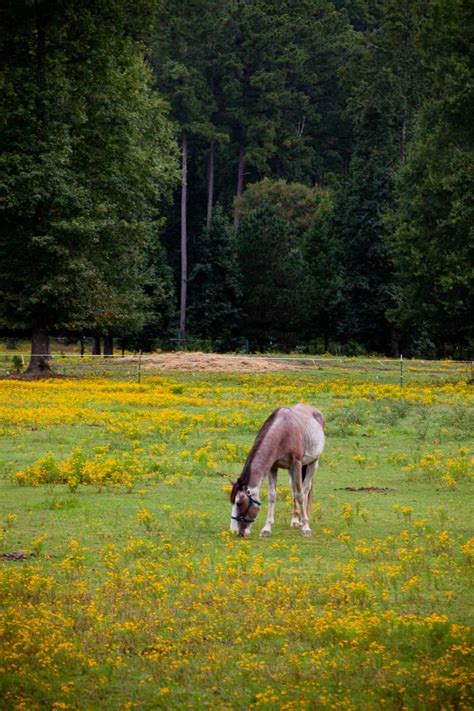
xmin=302 ymin=528 xmax=312 ymax=537
xmin=291 ymin=520 xmax=302 ymax=529
xmin=260 ymin=528 xmax=271 ymax=537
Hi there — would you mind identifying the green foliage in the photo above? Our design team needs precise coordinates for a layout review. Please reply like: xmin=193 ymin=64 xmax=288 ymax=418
xmin=386 ymin=0 xmax=473 ymax=353
xmin=303 ymin=190 xmax=345 ymax=348
xmin=0 ymin=0 xmax=178 ymax=338
xmin=0 ymin=0 xmax=470 ymax=356
xmin=237 ymin=203 xmax=306 ymax=349
xmin=153 ymin=0 xmax=224 ymax=141
xmin=11 ymin=356 xmax=23 ymax=374
xmin=322 ymin=0 xmax=431 ymax=352
xmin=235 ymin=178 xmax=330 ymax=349
xmin=214 ymin=0 xmax=349 ymax=177
xmin=235 ymin=178 xmax=322 ymax=237
xmin=188 ymin=207 xmax=241 ymax=347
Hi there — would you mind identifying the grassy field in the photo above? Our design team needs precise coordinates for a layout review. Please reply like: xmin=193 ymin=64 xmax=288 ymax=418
xmin=0 ymin=362 xmax=473 ymax=709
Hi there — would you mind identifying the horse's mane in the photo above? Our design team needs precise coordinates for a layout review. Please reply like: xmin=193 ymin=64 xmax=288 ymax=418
xmin=230 ymin=408 xmax=282 ymax=503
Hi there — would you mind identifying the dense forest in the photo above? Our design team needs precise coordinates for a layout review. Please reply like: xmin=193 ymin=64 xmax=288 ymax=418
xmin=1 ymin=0 xmax=472 ymax=369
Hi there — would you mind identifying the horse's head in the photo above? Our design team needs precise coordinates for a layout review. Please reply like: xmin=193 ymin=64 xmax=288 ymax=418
xmin=230 ymin=480 xmax=261 ymax=537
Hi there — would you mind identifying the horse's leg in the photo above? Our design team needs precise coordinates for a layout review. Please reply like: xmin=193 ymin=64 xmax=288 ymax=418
xmin=301 ymin=460 xmax=317 ymax=536
xmin=290 ymin=462 xmax=304 ymax=529
xmin=260 ymin=465 xmax=278 ymax=537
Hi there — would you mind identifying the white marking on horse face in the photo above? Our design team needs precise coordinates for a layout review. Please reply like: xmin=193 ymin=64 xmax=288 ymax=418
xmin=230 ymin=502 xmax=239 ymax=533
xmin=232 ymin=489 xmax=259 ymax=537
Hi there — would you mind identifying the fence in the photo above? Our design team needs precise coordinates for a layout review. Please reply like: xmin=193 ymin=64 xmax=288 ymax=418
xmin=1 ymin=350 xmax=472 ymax=386
xmin=0 ymin=336 xmax=250 ymax=356
xmin=0 ymin=353 xmax=142 ymax=381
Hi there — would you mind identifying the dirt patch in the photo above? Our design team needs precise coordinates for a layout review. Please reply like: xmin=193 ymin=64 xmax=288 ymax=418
xmin=336 ymin=487 xmax=395 ymax=494
xmin=126 ymin=351 xmax=308 ymax=373
xmin=0 ymin=551 xmax=37 ymax=561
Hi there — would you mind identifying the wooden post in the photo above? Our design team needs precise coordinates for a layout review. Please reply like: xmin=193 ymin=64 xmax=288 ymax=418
xmin=137 ymin=351 xmax=142 ymax=384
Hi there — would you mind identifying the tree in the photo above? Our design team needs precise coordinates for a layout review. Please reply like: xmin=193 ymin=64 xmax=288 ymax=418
xmin=0 ymin=0 xmax=178 ymax=372
xmin=217 ymin=0 xmax=349 ymax=223
xmin=386 ymin=0 xmax=473 ymax=355
xmin=235 ymin=178 xmax=322 ymax=237
xmin=153 ymin=0 xmax=351 ymax=346
xmin=319 ymin=0 xmax=428 ymax=353
xmin=303 ymin=191 xmax=345 ymax=351
xmin=235 ymin=179 xmax=325 ymax=349
xmin=237 ymin=203 xmax=306 ymax=349
xmin=152 ymin=0 xmax=226 ymax=341
xmin=188 ymin=207 xmax=241 ymax=348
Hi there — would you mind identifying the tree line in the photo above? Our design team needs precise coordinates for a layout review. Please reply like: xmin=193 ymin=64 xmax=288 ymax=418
xmin=1 ymin=0 xmax=472 ymax=371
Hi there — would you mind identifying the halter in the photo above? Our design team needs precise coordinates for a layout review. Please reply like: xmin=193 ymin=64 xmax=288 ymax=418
xmin=231 ymin=492 xmax=261 ymax=524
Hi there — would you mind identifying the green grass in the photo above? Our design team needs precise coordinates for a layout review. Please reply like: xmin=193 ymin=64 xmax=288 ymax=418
xmin=0 ymin=366 xmax=473 ymax=709
xmin=1 ymin=347 xmax=472 ymax=386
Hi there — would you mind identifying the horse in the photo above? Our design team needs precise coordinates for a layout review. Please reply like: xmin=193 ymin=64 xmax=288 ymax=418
xmin=230 ymin=403 xmax=325 ymax=537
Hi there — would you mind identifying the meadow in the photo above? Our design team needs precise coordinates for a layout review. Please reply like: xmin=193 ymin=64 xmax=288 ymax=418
xmin=0 ymin=360 xmax=473 ymax=710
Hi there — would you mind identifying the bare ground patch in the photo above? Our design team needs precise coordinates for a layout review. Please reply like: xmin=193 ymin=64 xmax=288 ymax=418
xmin=336 ymin=486 xmax=396 ymax=494
xmin=125 ymin=351 xmax=308 ymax=373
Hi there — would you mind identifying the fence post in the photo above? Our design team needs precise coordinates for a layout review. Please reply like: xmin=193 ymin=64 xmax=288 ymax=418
xmin=400 ymin=354 xmax=404 ymax=388
xmin=137 ymin=351 xmax=142 ymax=384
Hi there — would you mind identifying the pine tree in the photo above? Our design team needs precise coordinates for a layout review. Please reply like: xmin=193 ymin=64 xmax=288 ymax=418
xmin=217 ymin=0 xmax=349 ymax=219
xmin=237 ymin=203 xmax=306 ymax=350
xmin=319 ymin=0 xmax=428 ymax=353
xmin=188 ymin=207 xmax=241 ymax=348
xmin=387 ymin=0 xmax=473 ymax=355
xmin=152 ymin=0 xmax=226 ymax=340
xmin=303 ymin=191 xmax=345 ymax=351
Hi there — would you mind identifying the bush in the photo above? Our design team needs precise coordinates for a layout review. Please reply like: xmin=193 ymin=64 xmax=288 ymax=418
xmin=341 ymin=341 xmax=367 ymax=356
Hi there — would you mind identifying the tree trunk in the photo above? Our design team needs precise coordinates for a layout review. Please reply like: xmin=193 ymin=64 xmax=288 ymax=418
xmin=179 ymin=133 xmax=188 ymax=343
xmin=206 ymin=139 xmax=215 ymax=230
xmin=27 ymin=327 xmax=51 ymax=374
xmin=92 ymin=335 xmax=101 ymax=355
xmin=103 ymin=335 xmax=114 ymax=357
xmin=233 ymin=132 xmax=246 ymax=230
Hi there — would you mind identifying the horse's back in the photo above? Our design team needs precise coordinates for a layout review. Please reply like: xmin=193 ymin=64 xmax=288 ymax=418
xmin=290 ymin=403 xmax=325 ymax=429
xmin=289 ymin=403 xmax=325 ymax=463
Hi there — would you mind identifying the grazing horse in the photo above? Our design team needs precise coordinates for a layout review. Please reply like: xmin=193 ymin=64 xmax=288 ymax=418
xmin=230 ymin=403 xmax=325 ymax=537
